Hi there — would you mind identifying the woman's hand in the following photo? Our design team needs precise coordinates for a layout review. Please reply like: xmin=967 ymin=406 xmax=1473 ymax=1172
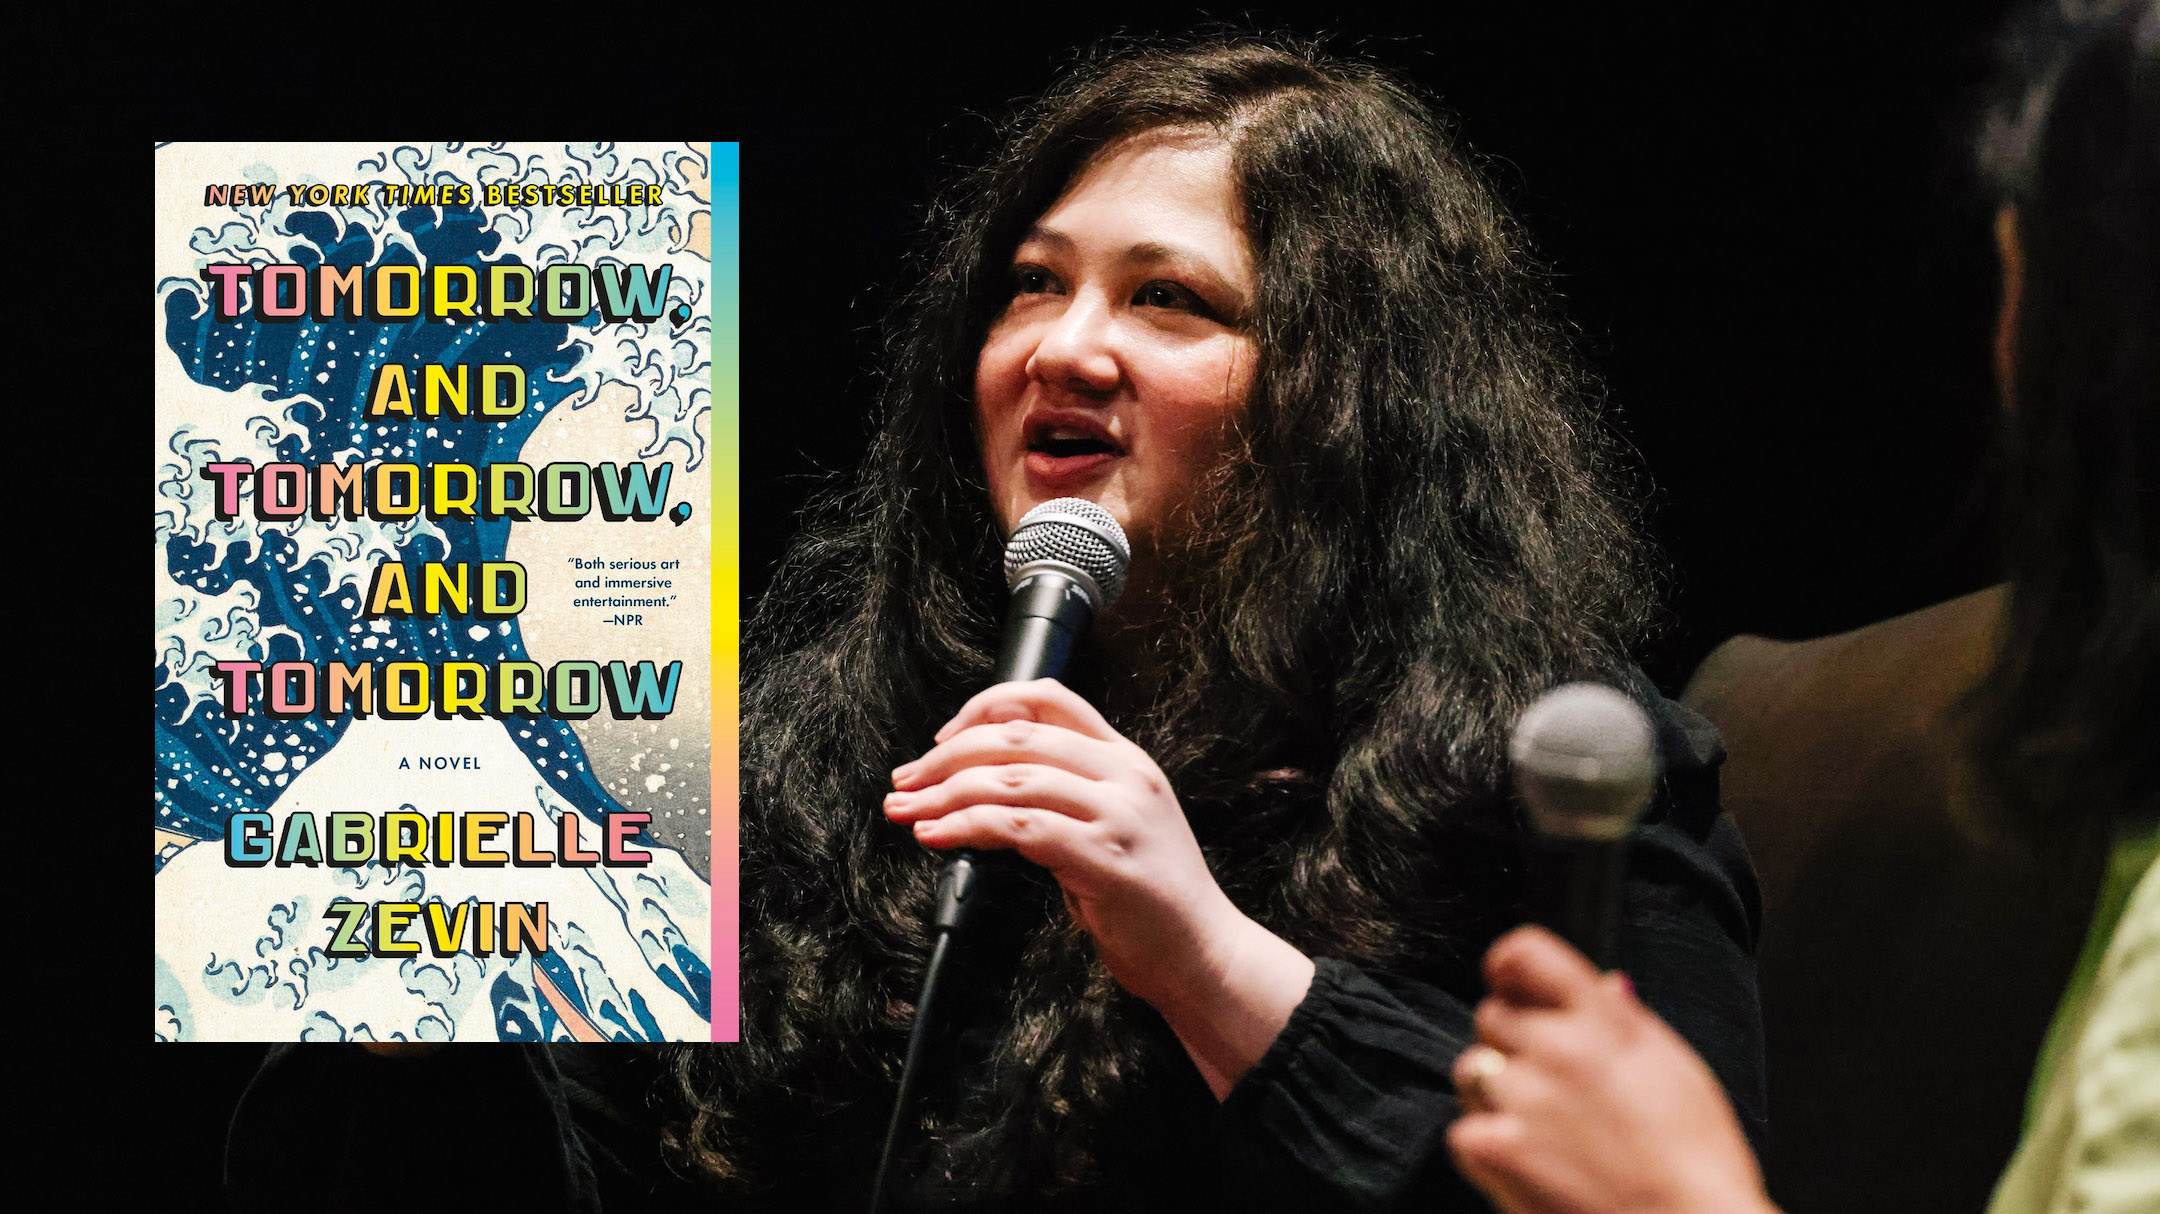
xmin=885 ymin=678 xmax=1313 ymax=1098
xmin=1446 ymin=926 xmax=1778 ymax=1214
xmin=884 ymin=678 xmax=1223 ymax=1006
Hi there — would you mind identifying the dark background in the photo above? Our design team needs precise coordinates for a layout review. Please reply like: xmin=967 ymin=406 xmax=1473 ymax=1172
xmin=140 ymin=1 xmax=2019 ymax=1208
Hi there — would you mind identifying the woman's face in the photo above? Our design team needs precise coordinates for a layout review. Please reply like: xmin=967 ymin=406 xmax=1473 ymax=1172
xmin=974 ymin=128 xmax=1259 ymax=572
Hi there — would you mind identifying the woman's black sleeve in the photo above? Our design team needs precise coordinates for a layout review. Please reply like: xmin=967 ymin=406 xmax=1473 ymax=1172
xmin=1212 ymin=694 xmax=1768 ymax=1212
xmin=1213 ymin=955 xmax=1490 ymax=1211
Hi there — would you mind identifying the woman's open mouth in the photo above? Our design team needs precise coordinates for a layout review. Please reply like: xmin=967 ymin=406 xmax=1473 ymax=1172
xmin=1024 ymin=423 xmax=1124 ymax=483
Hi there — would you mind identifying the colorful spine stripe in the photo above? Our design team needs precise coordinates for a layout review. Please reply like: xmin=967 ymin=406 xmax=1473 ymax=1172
xmin=710 ymin=142 xmax=742 ymax=1042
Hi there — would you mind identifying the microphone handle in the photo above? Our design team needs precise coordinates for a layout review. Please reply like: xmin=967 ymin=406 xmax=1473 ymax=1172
xmin=1526 ymin=834 xmax=1630 ymax=970
xmin=992 ymin=570 xmax=1094 ymax=683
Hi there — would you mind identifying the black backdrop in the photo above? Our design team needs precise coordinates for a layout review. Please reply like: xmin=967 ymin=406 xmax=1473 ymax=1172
xmin=141 ymin=2 xmax=2023 ymax=1207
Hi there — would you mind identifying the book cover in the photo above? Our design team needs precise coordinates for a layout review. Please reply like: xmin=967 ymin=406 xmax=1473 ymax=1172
xmin=153 ymin=142 xmax=727 ymax=1043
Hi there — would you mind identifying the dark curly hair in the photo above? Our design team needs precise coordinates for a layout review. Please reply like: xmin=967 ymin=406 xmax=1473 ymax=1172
xmin=665 ymin=37 xmax=1658 ymax=1202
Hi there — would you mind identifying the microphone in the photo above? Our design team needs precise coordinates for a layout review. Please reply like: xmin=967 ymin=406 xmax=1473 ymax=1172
xmin=1509 ymin=682 xmax=1660 ymax=970
xmin=872 ymin=499 xmax=1129 ymax=1214
xmin=937 ymin=498 xmax=1132 ymax=930
xmin=995 ymin=497 xmax=1132 ymax=683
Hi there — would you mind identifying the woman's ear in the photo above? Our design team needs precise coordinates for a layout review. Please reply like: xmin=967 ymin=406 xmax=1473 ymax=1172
xmin=1993 ymin=204 xmax=2023 ymax=413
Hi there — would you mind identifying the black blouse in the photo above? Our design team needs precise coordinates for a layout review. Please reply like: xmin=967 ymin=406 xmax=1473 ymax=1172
xmin=226 ymin=694 xmax=1764 ymax=1213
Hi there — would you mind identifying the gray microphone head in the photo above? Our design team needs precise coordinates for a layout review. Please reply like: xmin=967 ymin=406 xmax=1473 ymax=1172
xmin=1003 ymin=497 xmax=1132 ymax=613
xmin=1509 ymin=683 xmax=1660 ymax=841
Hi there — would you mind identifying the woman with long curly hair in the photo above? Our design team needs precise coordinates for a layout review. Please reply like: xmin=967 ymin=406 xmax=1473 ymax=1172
xmin=229 ymin=38 xmax=1765 ymax=1213
xmin=664 ymin=38 xmax=1762 ymax=1210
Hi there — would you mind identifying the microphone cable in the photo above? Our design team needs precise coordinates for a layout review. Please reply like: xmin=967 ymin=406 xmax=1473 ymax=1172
xmin=869 ymin=854 xmax=976 ymax=1214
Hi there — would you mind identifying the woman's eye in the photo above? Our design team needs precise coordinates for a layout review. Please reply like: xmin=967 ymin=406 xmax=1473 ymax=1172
xmin=1135 ymin=281 xmax=1209 ymax=314
xmin=1012 ymin=265 xmax=1061 ymax=296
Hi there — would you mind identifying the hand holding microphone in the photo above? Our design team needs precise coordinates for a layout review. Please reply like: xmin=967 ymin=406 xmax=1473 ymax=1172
xmin=882 ymin=498 xmax=1312 ymax=1097
xmin=1447 ymin=925 xmax=1776 ymax=1214
xmin=1443 ymin=687 xmax=1775 ymax=1214
xmin=887 ymin=499 xmax=1250 ymax=1009
xmin=893 ymin=497 xmax=1133 ymax=939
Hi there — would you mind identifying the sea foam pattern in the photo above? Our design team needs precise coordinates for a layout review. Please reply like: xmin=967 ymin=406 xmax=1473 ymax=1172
xmin=153 ymin=143 xmax=712 ymax=1040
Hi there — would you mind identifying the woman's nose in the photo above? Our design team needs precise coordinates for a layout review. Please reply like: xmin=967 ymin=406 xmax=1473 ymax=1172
xmin=1024 ymin=292 xmax=1120 ymax=394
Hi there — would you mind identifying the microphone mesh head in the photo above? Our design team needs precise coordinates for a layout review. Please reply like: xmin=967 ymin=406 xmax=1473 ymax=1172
xmin=1003 ymin=498 xmax=1132 ymax=610
xmin=1509 ymin=682 xmax=1660 ymax=840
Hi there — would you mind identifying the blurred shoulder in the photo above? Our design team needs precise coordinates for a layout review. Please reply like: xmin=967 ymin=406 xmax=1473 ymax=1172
xmin=1683 ymin=585 xmax=2009 ymax=759
xmin=1677 ymin=585 xmax=2011 ymax=909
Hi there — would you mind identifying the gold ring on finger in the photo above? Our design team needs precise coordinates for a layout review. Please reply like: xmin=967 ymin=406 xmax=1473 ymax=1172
xmin=1459 ymin=1044 xmax=1507 ymax=1108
